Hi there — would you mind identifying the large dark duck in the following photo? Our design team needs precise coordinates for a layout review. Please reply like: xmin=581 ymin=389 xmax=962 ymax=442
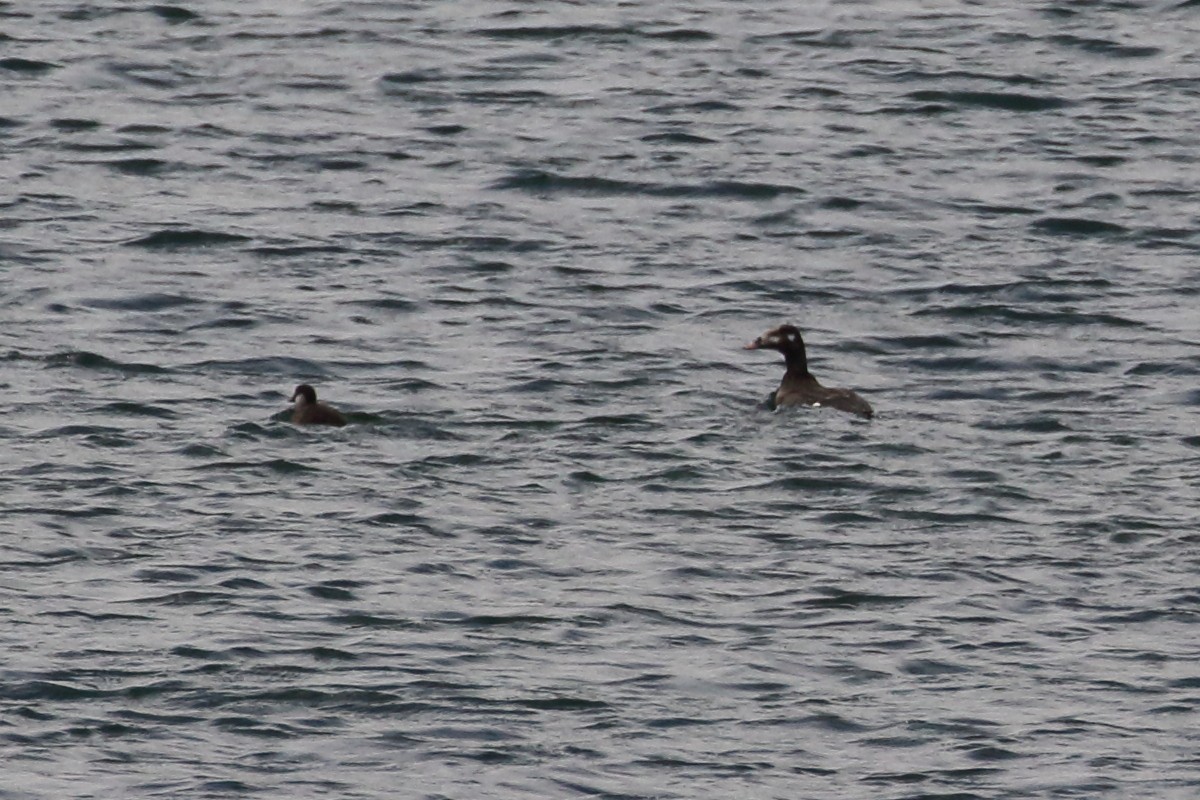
xmin=290 ymin=384 xmax=347 ymax=427
xmin=744 ymin=324 xmax=873 ymax=419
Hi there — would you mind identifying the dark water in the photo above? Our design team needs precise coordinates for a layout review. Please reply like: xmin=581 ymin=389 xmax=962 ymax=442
xmin=3 ymin=2 xmax=1199 ymax=797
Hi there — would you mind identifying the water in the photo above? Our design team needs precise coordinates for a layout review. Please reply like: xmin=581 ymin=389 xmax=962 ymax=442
xmin=2 ymin=2 xmax=1199 ymax=798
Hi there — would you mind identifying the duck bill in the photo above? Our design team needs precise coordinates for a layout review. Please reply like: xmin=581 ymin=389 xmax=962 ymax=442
xmin=743 ymin=340 xmax=762 ymax=350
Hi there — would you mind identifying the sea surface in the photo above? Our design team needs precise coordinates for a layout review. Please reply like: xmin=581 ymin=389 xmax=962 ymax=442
xmin=2 ymin=2 xmax=1199 ymax=798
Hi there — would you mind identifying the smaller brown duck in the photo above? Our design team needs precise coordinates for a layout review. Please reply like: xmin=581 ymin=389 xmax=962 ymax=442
xmin=290 ymin=384 xmax=347 ymax=427
xmin=744 ymin=324 xmax=873 ymax=419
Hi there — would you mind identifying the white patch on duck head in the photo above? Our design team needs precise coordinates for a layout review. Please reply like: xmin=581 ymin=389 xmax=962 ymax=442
xmin=762 ymin=325 xmax=802 ymax=348
xmin=774 ymin=325 xmax=801 ymax=343
xmin=747 ymin=324 xmax=804 ymax=352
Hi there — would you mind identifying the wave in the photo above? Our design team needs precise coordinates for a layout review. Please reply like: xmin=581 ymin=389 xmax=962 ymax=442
xmin=1030 ymin=217 xmax=1128 ymax=236
xmin=492 ymin=169 xmax=805 ymax=200
xmin=126 ymin=229 xmax=251 ymax=248
xmin=904 ymin=89 xmax=1071 ymax=112
xmin=45 ymin=350 xmax=170 ymax=375
xmin=0 ymin=57 xmax=58 ymax=74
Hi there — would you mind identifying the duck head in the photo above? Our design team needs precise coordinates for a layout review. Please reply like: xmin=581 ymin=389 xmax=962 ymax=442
xmin=744 ymin=324 xmax=809 ymax=373
xmin=291 ymin=384 xmax=318 ymax=405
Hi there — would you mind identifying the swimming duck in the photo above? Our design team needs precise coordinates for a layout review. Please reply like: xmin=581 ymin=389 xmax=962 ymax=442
xmin=744 ymin=324 xmax=873 ymax=418
xmin=290 ymin=384 xmax=347 ymax=427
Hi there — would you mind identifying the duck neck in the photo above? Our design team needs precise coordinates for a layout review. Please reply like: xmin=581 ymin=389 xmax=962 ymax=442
xmin=782 ymin=345 xmax=809 ymax=378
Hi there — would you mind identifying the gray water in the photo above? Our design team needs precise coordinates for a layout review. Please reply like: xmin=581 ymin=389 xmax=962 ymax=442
xmin=2 ymin=2 xmax=1199 ymax=798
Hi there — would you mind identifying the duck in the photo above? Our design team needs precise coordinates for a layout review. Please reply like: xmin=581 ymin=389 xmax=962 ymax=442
xmin=290 ymin=384 xmax=347 ymax=427
xmin=744 ymin=324 xmax=873 ymax=419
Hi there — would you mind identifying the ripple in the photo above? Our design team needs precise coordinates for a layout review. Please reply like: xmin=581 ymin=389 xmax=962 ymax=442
xmin=903 ymin=89 xmax=1071 ymax=112
xmin=149 ymin=5 xmax=201 ymax=23
xmin=44 ymin=351 xmax=170 ymax=375
xmin=1049 ymin=34 xmax=1160 ymax=58
xmin=491 ymin=169 xmax=805 ymax=200
xmin=1031 ymin=217 xmax=1128 ymax=236
xmin=126 ymin=229 xmax=251 ymax=248
xmin=0 ymin=57 xmax=59 ymax=74
xmin=91 ymin=401 xmax=179 ymax=419
xmin=81 ymin=293 xmax=199 ymax=312
xmin=50 ymin=118 xmax=102 ymax=132
xmin=189 ymin=458 xmax=318 ymax=475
